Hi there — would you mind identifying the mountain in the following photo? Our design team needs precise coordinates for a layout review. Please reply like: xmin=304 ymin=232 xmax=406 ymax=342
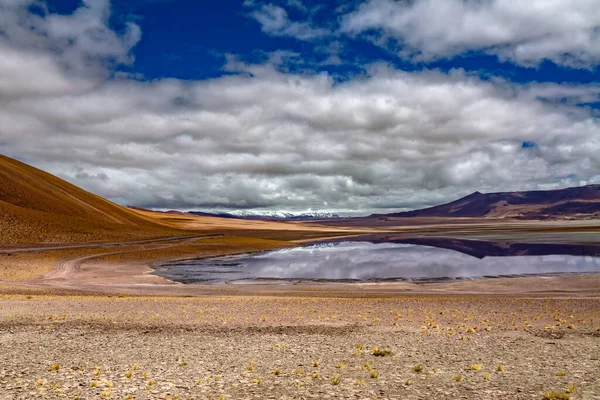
xmin=0 ymin=155 xmax=184 ymax=245
xmin=376 ymin=185 xmax=600 ymax=220
xmin=188 ymin=210 xmax=341 ymax=221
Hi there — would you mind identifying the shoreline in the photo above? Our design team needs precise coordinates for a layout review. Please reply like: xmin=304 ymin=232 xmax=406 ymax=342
xmin=0 ymin=230 xmax=599 ymax=299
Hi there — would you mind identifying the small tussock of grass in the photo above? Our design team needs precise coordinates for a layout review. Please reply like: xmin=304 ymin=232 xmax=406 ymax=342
xmin=412 ymin=365 xmax=423 ymax=373
xmin=555 ymin=370 xmax=566 ymax=377
xmin=471 ymin=364 xmax=481 ymax=371
xmin=454 ymin=375 xmax=463 ymax=382
xmin=371 ymin=347 xmax=392 ymax=357
xmin=370 ymin=371 xmax=379 ymax=379
xmin=542 ymin=392 xmax=570 ymax=400
xmin=330 ymin=376 xmax=341 ymax=385
xmin=565 ymin=385 xmax=576 ymax=394
xmin=497 ymin=364 xmax=504 ymax=372
xmin=48 ymin=364 xmax=60 ymax=372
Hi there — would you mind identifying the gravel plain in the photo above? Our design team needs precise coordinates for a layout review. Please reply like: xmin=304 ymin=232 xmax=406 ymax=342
xmin=1 ymin=295 xmax=599 ymax=399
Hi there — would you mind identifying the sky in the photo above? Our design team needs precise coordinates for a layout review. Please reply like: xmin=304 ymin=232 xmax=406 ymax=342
xmin=1 ymin=0 xmax=599 ymax=215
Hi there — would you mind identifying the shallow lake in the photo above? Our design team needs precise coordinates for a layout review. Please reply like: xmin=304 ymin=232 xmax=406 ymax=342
xmin=152 ymin=239 xmax=600 ymax=284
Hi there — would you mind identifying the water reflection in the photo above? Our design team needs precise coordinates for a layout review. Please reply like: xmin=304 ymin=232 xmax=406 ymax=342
xmin=152 ymin=239 xmax=600 ymax=285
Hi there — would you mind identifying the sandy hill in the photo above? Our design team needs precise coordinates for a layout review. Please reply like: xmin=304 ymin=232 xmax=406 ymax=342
xmin=0 ymin=155 xmax=187 ymax=246
xmin=0 ymin=155 xmax=341 ymax=247
xmin=379 ymin=185 xmax=600 ymax=220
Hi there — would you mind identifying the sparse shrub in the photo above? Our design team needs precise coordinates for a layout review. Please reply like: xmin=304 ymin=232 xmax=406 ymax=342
xmin=412 ymin=365 xmax=423 ymax=373
xmin=565 ymin=385 xmax=575 ymax=394
xmin=48 ymin=363 xmax=60 ymax=372
xmin=370 ymin=371 xmax=379 ymax=379
xmin=542 ymin=391 xmax=570 ymax=400
xmin=454 ymin=375 xmax=463 ymax=382
xmin=372 ymin=347 xmax=392 ymax=357
xmin=273 ymin=369 xmax=280 ymax=376
xmin=497 ymin=364 xmax=504 ymax=372
xmin=556 ymin=371 xmax=566 ymax=377
xmin=313 ymin=361 xmax=319 ymax=367
xmin=331 ymin=375 xmax=341 ymax=385
xmin=472 ymin=364 xmax=481 ymax=371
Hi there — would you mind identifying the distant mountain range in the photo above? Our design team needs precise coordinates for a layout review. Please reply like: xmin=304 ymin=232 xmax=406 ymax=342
xmin=374 ymin=185 xmax=600 ymax=220
xmin=186 ymin=185 xmax=600 ymax=221
xmin=188 ymin=210 xmax=341 ymax=221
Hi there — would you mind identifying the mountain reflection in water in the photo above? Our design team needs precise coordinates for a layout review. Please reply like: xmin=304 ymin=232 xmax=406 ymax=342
xmin=151 ymin=237 xmax=600 ymax=285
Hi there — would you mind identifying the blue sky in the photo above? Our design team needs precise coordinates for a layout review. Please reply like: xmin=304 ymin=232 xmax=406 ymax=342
xmin=47 ymin=0 xmax=600 ymax=86
xmin=1 ymin=0 xmax=600 ymax=214
xmin=48 ymin=0 xmax=598 ymax=85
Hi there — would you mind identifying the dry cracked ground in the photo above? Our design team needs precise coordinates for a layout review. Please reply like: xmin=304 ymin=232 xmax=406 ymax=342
xmin=1 ymin=294 xmax=599 ymax=399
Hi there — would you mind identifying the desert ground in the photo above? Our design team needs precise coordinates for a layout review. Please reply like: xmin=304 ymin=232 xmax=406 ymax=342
xmin=1 ymin=216 xmax=600 ymax=400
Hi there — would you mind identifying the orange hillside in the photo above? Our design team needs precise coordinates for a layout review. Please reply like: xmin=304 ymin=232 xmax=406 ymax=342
xmin=0 ymin=154 xmax=187 ymax=246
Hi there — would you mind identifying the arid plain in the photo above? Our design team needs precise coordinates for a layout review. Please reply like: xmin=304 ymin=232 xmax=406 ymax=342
xmin=1 ymin=155 xmax=600 ymax=400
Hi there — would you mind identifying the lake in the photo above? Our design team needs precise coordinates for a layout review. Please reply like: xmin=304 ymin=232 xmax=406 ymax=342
xmin=151 ymin=238 xmax=600 ymax=284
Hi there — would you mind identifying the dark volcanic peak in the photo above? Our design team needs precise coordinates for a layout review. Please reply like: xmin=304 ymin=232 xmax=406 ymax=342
xmin=378 ymin=184 xmax=600 ymax=220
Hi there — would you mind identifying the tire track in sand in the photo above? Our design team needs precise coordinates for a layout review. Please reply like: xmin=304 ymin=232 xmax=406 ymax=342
xmin=43 ymin=236 xmax=214 ymax=281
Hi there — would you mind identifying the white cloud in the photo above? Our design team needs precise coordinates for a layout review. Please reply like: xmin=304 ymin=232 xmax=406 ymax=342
xmin=341 ymin=0 xmax=600 ymax=68
xmin=1 ymin=0 xmax=600 ymax=214
xmin=245 ymin=2 xmax=330 ymax=40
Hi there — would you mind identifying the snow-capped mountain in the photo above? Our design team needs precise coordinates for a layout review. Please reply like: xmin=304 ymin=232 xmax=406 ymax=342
xmin=188 ymin=210 xmax=342 ymax=220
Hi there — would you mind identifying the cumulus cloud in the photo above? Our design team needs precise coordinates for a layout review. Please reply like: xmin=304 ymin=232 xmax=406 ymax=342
xmin=1 ymin=0 xmax=600 ymax=214
xmin=340 ymin=0 xmax=600 ymax=68
xmin=244 ymin=1 xmax=330 ymax=40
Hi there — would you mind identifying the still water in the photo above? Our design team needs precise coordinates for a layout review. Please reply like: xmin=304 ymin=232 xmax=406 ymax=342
xmin=152 ymin=240 xmax=600 ymax=285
